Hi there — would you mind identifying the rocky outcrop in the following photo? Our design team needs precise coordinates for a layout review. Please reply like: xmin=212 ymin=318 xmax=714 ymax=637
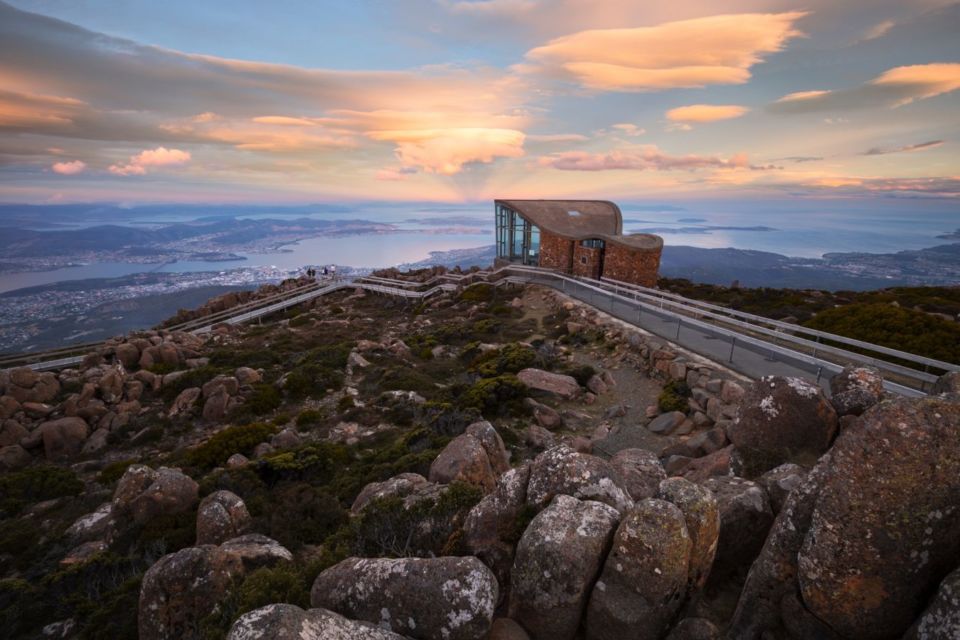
xmin=139 ymin=545 xmax=245 ymax=640
xmin=903 ymin=566 xmax=960 ymax=640
xmin=728 ymin=376 xmax=837 ymax=476
xmin=701 ymin=476 xmax=773 ymax=583
xmin=39 ymin=417 xmax=89 ymax=461
xmin=609 ymin=448 xmax=666 ymax=501
xmin=227 ymin=603 xmax=407 ymax=640
xmin=526 ymin=445 xmax=633 ymax=513
xmin=516 ymin=368 xmax=580 ymax=400
xmin=463 ymin=463 xmax=531 ymax=586
xmin=509 ymin=495 xmax=620 ymax=640
xmin=656 ymin=477 xmax=720 ymax=592
xmin=219 ymin=534 xmax=293 ymax=571
xmin=585 ymin=499 xmax=691 ymax=640
xmin=429 ymin=434 xmax=497 ymax=492
xmin=757 ymin=463 xmax=806 ymax=515
xmin=196 ymin=490 xmax=252 ymax=545
xmin=796 ymin=396 xmax=960 ymax=639
xmin=311 ymin=556 xmax=497 ymax=640
xmin=351 ymin=473 xmax=430 ymax=513
xmin=113 ymin=465 xmax=199 ymax=525
xmin=829 ymin=365 xmax=884 ymax=416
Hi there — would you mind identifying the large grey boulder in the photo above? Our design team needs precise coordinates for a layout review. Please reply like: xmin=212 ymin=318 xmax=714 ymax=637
xmin=429 ymin=433 xmax=497 ymax=492
xmin=39 ymin=417 xmax=89 ymax=461
xmin=829 ymin=365 xmax=884 ymax=416
xmin=139 ymin=545 xmax=244 ymax=640
xmin=311 ymin=556 xmax=497 ymax=640
xmin=517 ymin=368 xmax=580 ymax=400
xmin=656 ymin=477 xmax=720 ymax=592
xmin=701 ymin=476 xmax=773 ymax=583
xmin=196 ymin=490 xmax=252 ymax=545
xmin=728 ymin=376 xmax=837 ymax=476
xmin=609 ymin=448 xmax=666 ymax=501
xmin=112 ymin=465 xmax=199 ymax=525
xmin=526 ymin=445 xmax=633 ymax=513
xmin=903 ymin=566 xmax=960 ymax=640
xmin=509 ymin=495 xmax=620 ymax=640
xmin=585 ymin=499 xmax=691 ymax=640
xmin=227 ymin=603 xmax=406 ymax=639
xmin=463 ymin=463 xmax=532 ymax=586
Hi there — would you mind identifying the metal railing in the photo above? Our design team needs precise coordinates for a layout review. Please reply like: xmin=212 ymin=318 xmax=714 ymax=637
xmin=3 ymin=264 xmax=953 ymax=397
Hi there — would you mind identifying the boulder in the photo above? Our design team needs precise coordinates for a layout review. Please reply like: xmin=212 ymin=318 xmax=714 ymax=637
xmin=0 ymin=419 xmax=28 ymax=447
xmin=202 ymin=375 xmax=240 ymax=398
xmin=586 ymin=374 xmax=608 ymax=395
xmin=830 ymin=365 xmax=884 ymax=416
xmin=202 ymin=387 xmax=231 ymax=422
xmin=270 ymin=428 xmax=302 ymax=450
xmin=65 ymin=502 xmax=115 ymax=545
xmin=585 ymin=499 xmax=691 ymax=640
xmin=138 ymin=545 xmax=244 ymax=640
xmin=720 ymin=380 xmax=745 ymax=405
xmin=509 ymin=495 xmax=620 ymax=640
xmin=81 ymin=428 xmax=110 ymax=455
xmin=196 ymin=490 xmax=252 ymax=545
xmin=489 ymin=618 xmax=531 ymax=640
xmin=39 ymin=417 xmax=89 ymax=461
xmin=648 ymin=411 xmax=686 ymax=435
xmin=98 ymin=368 xmax=124 ymax=404
xmin=665 ymin=618 xmax=720 ymax=640
xmin=0 ymin=444 xmax=31 ymax=471
xmin=22 ymin=401 xmax=54 ymax=419
xmin=9 ymin=367 xmax=37 ymax=388
xmin=932 ymin=371 xmax=960 ymax=395
xmin=169 ymin=387 xmax=201 ymax=417
xmin=220 ymin=534 xmax=293 ymax=571
xmin=609 ymin=448 xmax=666 ymax=501
xmin=757 ymin=463 xmax=806 ymax=515
xmin=466 ymin=421 xmax=510 ymax=475
xmin=113 ymin=465 xmax=199 ymax=525
xmin=526 ymin=445 xmax=633 ymax=513
xmin=728 ymin=376 xmax=838 ymax=476
xmin=701 ymin=476 xmax=773 ymax=583
xmin=656 ymin=477 xmax=720 ymax=592
xmin=677 ymin=446 xmax=735 ymax=483
xmin=226 ymin=453 xmax=249 ymax=468
xmin=463 ymin=463 xmax=532 ymax=586
xmin=114 ymin=343 xmax=140 ymax=369
xmin=517 ymin=368 xmax=580 ymax=400
xmin=0 ymin=396 xmax=21 ymax=420
xmin=234 ymin=367 xmax=262 ymax=386
xmin=797 ymin=396 xmax=960 ymax=639
xmin=311 ymin=556 xmax=497 ymax=640
xmin=227 ymin=603 xmax=406 ymax=640
xmin=428 ymin=433 xmax=497 ymax=492
xmin=524 ymin=398 xmax=562 ymax=430
xmin=524 ymin=425 xmax=555 ymax=451
xmin=903 ymin=566 xmax=960 ymax=640
xmin=351 ymin=473 xmax=430 ymax=513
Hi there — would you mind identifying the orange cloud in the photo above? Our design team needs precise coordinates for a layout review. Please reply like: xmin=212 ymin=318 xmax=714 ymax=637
xmin=368 ymin=128 xmax=526 ymax=175
xmin=109 ymin=146 xmax=191 ymax=176
xmin=524 ymin=12 xmax=806 ymax=91
xmin=611 ymin=123 xmax=645 ymax=136
xmin=51 ymin=160 xmax=86 ymax=175
xmin=771 ymin=63 xmax=960 ymax=112
xmin=538 ymin=146 xmax=752 ymax=171
xmin=666 ymin=104 xmax=749 ymax=123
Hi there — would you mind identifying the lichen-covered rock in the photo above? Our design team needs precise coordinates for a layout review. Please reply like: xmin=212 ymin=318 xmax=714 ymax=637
xmin=463 ymin=463 xmax=531 ymax=586
xmin=729 ymin=376 xmax=837 ymax=476
xmin=903 ymin=566 xmax=960 ymax=640
xmin=932 ymin=371 xmax=960 ymax=395
xmin=196 ymin=490 xmax=252 ymax=545
xmin=727 ymin=456 xmax=830 ymax=640
xmin=665 ymin=618 xmax=720 ymax=640
xmin=677 ymin=445 xmax=735 ymax=483
xmin=829 ymin=365 xmax=884 ymax=418
xmin=202 ymin=386 xmax=231 ymax=422
xmin=311 ymin=556 xmax=497 ymax=640
xmin=220 ymin=534 xmax=293 ymax=571
xmin=429 ymin=433 xmax=497 ymax=492
xmin=517 ymin=368 xmax=580 ymax=400
xmin=39 ymin=417 xmax=89 ymax=461
xmin=648 ymin=411 xmax=686 ymax=435
xmin=112 ymin=465 xmax=199 ymax=525
xmin=351 ymin=473 xmax=430 ymax=514
xmin=701 ymin=476 xmax=773 ymax=583
xmin=169 ymin=387 xmax=201 ymax=417
xmin=757 ymin=463 xmax=807 ymax=515
xmin=609 ymin=448 xmax=666 ymax=501
xmin=585 ymin=499 xmax=691 ymax=640
xmin=525 ymin=398 xmax=562 ymax=430
xmin=466 ymin=421 xmax=510 ymax=475
xmin=138 ymin=545 xmax=244 ymax=640
xmin=509 ymin=495 xmax=620 ymax=640
xmin=656 ymin=477 xmax=720 ymax=591
xmin=526 ymin=445 xmax=633 ymax=513
xmin=114 ymin=342 xmax=140 ymax=369
xmin=234 ymin=366 xmax=262 ymax=387
xmin=227 ymin=603 xmax=407 ymax=639
xmin=797 ymin=396 xmax=960 ymax=639
xmin=0 ymin=444 xmax=31 ymax=471
xmin=524 ymin=425 xmax=556 ymax=450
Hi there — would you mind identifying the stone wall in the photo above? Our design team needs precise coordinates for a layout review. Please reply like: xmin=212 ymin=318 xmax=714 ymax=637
xmin=572 ymin=243 xmax=602 ymax=279
xmin=601 ymin=241 xmax=662 ymax=288
xmin=538 ymin=231 xmax=574 ymax=272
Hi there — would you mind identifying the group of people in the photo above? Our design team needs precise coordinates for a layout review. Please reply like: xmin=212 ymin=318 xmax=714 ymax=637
xmin=305 ymin=265 xmax=337 ymax=280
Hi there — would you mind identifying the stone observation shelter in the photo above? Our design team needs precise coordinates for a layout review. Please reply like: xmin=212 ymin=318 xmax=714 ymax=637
xmin=494 ymin=199 xmax=663 ymax=286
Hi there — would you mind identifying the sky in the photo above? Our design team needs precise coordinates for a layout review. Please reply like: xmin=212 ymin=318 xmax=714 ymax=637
xmin=0 ymin=0 xmax=958 ymax=205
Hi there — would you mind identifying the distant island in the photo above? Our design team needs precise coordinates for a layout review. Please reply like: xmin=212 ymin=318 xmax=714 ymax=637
xmin=937 ymin=228 xmax=960 ymax=240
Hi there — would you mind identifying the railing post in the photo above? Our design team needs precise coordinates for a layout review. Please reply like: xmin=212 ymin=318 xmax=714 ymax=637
xmin=728 ymin=336 xmax=736 ymax=362
xmin=675 ymin=317 xmax=682 ymax=340
xmin=816 ymin=366 xmax=823 ymax=384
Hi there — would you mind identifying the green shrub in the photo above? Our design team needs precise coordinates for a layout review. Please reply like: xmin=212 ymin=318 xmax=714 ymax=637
xmin=470 ymin=343 xmax=538 ymax=377
xmin=415 ymin=402 xmax=482 ymax=436
xmin=0 ymin=578 xmax=46 ymax=638
xmin=461 ymin=375 xmax=527 ymax=417
xmin=0 ymin=465 xmax=84 ymax=516
xmin=295 ymin=409 xmax=325 ymax=430
xmin=97 ymin=459 xmax=138 ymax=486
xmin=337 ymin=395 xmax=356 ymax=412
xmin=459 ymin=284 xmax=494 ymax=303
xmin=160 ymin=365 xmax=223 ymax=403
xmin=559 ymin=363 xmax=597 ymax=387
xmin=284 ymin=364 xmax=344 ymax=400
xmin=259 ymin=442 xmax=350 ymax=486
xmin=237 ymin=564 xmax=310 ymax=613
xmin=288 ymin=314 xmax=312 ymax=328
xmin=658 ymin=379 xmax=691 ymax=413
xmin=231 ymin=383 xmax=282 ymax=421
xmin=265 ymin=483 xmax=348 ymax=549
xmin=186 ymin=423 xmax=278 ymax=470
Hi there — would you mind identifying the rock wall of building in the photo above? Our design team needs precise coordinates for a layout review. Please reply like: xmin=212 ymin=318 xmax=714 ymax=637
xmin=601 ymin=242 xmax=662 ymax=288
xmin=538 ymin=231 xmax=574 ymax=272
xmin=572 ymin=243 xmax=602 ymax=279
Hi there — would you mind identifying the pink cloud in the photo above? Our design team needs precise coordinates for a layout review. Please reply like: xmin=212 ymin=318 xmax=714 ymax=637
xmin=666 ymin=104 xmax=748 ymax=123
xmin=51 ymin=160 xmax=86 ymax=175
xmin=109 ymin=146 xmax=191 ymax=176
xmin=538 ymin=146 xmax=752 ymax=171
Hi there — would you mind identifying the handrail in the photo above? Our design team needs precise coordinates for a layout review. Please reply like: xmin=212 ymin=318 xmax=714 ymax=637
xmin=601 ymin=276 xmax=958 ymax=373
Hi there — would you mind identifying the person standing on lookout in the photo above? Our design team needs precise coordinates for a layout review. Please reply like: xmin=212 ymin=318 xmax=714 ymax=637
xmin=330 ymin=265 xmax=337 ymax=280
